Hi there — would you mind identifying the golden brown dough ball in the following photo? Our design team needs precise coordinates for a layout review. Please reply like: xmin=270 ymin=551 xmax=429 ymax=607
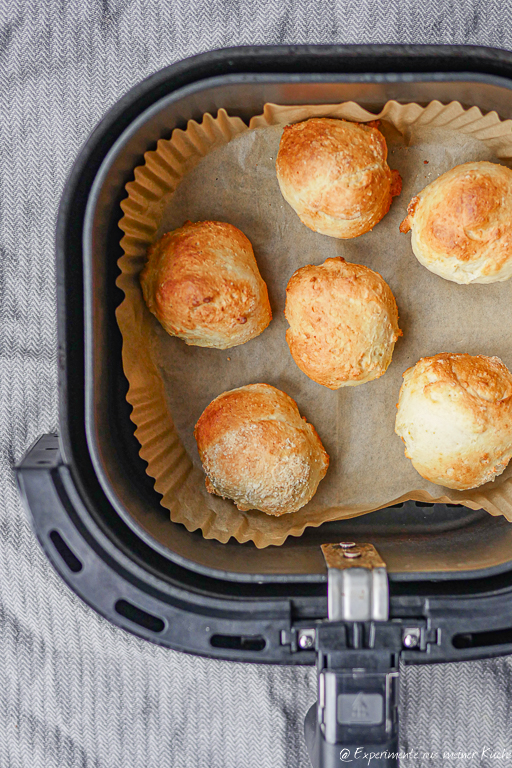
xmin=194 ymin=383 xmax=329 ymax=516
xmin=276 ymin=118 xmax=402 ymax=239
xmin=140 ymin=221 xmax=272 ymax=349
xmin=395 ymin=353 xmax=512 ymax=489
xmin=285 ymin=257 xmax=402 ymax=389
xmin=400 ymin=161 xmax=512 ymax=284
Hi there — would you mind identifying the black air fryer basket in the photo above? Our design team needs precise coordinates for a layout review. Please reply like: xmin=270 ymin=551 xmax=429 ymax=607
xmin=16 ymin=45 xmax=512 ymax=768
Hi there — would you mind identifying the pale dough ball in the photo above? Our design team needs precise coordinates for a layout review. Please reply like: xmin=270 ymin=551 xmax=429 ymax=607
xmin=395 ymin=353 xmax=512 ymax=490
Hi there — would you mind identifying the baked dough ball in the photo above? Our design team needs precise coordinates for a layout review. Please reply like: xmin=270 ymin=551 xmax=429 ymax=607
xmin=276 ymin=118 xmax=402 ymax=239
xmin=194 ymin=383 xmax=329 ymax=516
xmin=140 ymin=221 xmax=272 ymax=349
xmin=399 ymin=161 xmax=512 ymax=284
xmin=285 ymin=257 xmax=402 ymax=389
xmin=395 ymin=353 xmax=512 ymax=490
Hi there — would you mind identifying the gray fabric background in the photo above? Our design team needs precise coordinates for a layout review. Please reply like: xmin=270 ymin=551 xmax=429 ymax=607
xmin=2 ymin=1 xmax=512 ymax=766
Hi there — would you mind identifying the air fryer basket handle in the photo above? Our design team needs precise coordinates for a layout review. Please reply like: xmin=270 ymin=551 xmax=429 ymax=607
xmin=305 ymin=615 xmax=401 ymax=768
xmin=304 ymin=665 xmax=399 ymax=768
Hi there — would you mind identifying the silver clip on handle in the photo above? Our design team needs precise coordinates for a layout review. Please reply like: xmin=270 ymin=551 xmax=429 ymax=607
xmin=323 ymin=542 xmax=389 ymax=622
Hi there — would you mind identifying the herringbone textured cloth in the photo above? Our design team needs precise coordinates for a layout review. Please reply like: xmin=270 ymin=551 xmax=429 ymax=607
xmin=2 ymin=1 xmax=512 ymax=767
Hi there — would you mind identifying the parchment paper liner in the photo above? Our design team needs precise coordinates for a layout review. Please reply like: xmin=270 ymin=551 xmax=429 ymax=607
xmin=117 ymin=101 xmax=512 ymax=548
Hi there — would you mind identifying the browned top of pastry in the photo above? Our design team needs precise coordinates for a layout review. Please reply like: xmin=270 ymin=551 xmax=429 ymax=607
xmin=140 ymin=220 xmax=271 ymax=349
xmin=285 ymin=257 xmax=401 ymax=389
xmin=276 ymin=118 xmax=401 ymax=239
xmin=399 ymin=162 xmax=512 ymax=284
xmin=194 ymin=383 xmax=329 ymax=516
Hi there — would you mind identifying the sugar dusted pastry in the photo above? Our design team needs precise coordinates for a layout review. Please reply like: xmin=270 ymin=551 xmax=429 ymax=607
xmin=395 ymin=353 xmax=512 ymax=490
xmin=400 ymin=161 xmax=512 ymax=284
xmin=194 ymin=383 xmax=329 ymax=516
xmin=284 ymin=257 xmax=402 ymax=389
xmin=140 ymin=221 xmax=272 ymax=349
xmin=276 ymin=117 xmax=402 ymax=239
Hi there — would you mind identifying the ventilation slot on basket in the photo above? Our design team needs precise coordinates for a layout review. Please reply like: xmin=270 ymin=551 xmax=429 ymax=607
xmin=210 ymin=634 xmax=266 ymax=651
xmin=453 ymin=627 xmax=512 ymax=649
xmin=114 ymin=599 xmax=165 ymax=633
xmin=49 ymin=530 xmax=82 ymax=573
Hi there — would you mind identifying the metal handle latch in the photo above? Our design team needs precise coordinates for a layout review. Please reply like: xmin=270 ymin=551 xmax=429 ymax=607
xmin=321 ymin=542 xmax=389 ymax=622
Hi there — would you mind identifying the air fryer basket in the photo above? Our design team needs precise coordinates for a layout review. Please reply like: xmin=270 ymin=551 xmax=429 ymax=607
xmin=86 ymin=52 xmax=512 ymax=579
xmin=16 ymin=45 xmax=512 ymax=663
xmin=17 ymin=44 xmax=512 ymax=768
